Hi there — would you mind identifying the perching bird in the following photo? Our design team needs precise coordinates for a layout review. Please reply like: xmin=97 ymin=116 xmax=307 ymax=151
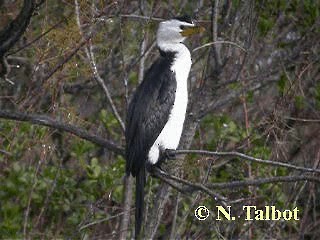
xmin=125 ymin=15 xmax=204 ymax=238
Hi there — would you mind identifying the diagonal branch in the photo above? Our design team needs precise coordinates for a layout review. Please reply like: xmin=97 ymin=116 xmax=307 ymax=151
xmin=74 ymin=0 xmax=125 ymax=132
xmin=87 ymin=46 xmax=126 ymax=132
xmin=152 ymin=168 xmax=227 ymax=203
xmin=7 ymin=13 xmax=72 ymax=56
xmin=0 ymin=110 xmax=124 ymax=155
xmin=42 ymin=35 xmax=91 ymax=82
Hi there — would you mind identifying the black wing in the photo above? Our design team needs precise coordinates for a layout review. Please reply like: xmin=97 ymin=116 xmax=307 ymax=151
xmin=125 ymin=57 xmax=176 ymax=176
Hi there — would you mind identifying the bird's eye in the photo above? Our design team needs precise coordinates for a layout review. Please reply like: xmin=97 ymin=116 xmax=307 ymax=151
xmin=180 ymin=25 xmax=186 ymax=30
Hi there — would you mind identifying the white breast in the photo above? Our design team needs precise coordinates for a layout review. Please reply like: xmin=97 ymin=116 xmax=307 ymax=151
xmin=148 ymin=44 xmax=191 ymax=164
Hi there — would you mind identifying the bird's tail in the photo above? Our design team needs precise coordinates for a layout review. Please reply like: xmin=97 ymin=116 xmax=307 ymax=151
xmin=135 ymin=166 xmax=145 ymax=239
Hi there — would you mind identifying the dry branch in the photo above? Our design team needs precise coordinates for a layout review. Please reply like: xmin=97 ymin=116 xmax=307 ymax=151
xmin=172 ymin=149 xmax=320 ymax=174
xmin=153 ymin=168 xmax=320 ymax=198
xmin=0 ymin=110 xmax=124 ymax=155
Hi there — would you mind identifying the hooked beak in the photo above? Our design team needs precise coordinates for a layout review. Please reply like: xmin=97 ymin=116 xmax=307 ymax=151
xmin=180 ymin=25 xmax=205 ymax=37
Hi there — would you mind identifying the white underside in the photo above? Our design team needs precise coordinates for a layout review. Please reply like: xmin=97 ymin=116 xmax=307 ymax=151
xmin=148 ymin=43 xmax=191 ymax=164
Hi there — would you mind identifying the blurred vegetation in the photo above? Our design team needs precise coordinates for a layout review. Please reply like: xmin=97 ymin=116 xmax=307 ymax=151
xmin=0 ymin=0 xmax=319 ymax=239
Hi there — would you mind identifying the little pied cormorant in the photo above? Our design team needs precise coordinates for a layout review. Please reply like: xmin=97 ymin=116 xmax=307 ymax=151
xmin=125 ymin=15 xmax=204 ymax=238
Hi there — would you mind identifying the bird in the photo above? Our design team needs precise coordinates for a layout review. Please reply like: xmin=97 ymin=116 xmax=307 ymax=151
xmin=125 ymin=15 xmax=204 ymax=238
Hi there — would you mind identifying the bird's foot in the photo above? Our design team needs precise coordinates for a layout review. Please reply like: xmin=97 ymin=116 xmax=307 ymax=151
xmin=159 ymin=149 xmax=176 ymax=163
xmin=147 ymin=149 xmax=176 ymax=176
xmin=164 ymin=149 xmax=176 ymax=160
xmin=147 ymin=149 xmax=175 ymax=173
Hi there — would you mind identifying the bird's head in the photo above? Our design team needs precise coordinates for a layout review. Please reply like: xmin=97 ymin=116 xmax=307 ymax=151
xmin=157 ymin=15 xmax=205 ymax=46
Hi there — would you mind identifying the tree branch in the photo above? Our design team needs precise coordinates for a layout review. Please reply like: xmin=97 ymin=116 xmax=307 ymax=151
xmin=42 ymin=35 xmax=91 ymax=82
xmin=172 ymin=149 xmax=320 ymax=174
xmin=7 ymin=13 xmax=72 ymax=56
xmin=0 ymin=110 xmax=124 ymax=155
xmin=208 ymin=175 xmax=320 ymax=189
xmin=152 ymin=168 xmax=227 ymax=203
xmin=153 ymin=169 xmax=320 ymax=197
xmin=192 ymin=41 xmax=246 ymax=53
xmin=74 ymin=0 xmax=125 ymax=132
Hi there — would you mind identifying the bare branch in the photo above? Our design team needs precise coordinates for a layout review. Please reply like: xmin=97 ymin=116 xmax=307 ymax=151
xmin=7 ymin=13 xmax=72 ymax=56
xmin=42 ymin=35 xmax=91 ymax=82
xmin=208 ymin=175 xmax=320 ymax=189
xmin=152 ymin=168 xmax=227 ymax=203
xmin=0 ymin=110 xmax=124 ymax=155
xmin=172 ymin=149 xmax=320 ymax=174
xmin=153 ymin=169 xmax=320 ymax=197
xmin=75 ymin=0 xmax=125 ymax=132
xmin=284 ymin=116 xmax=320 ymax=123
xmin=192 ymin=41 xmax=246 ymax=53
xmin=87 ymin=45 xmax=126 ymax=131
xmin=119 ymin=14 xmax=163 ymax=21
xmin=79 ymin=210 xmax=133 ymax=231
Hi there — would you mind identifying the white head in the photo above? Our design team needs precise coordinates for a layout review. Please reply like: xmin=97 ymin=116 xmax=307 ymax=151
xmin=156 ymin=16 xmax=204 ymax=47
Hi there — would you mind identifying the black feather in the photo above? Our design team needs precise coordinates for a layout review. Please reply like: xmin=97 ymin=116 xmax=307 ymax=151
xmin=135 ymin=166 xmax=145 ymax=239
xmin=125 ymin=50 xmax=177 ymax=238
xmin=126 ymin=52 xmax=176 ymax=177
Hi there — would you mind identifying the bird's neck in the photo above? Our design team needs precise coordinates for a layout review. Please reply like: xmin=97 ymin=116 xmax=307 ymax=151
xmin=158 ymin=42 xmax=190 ymax=57
xmin=158 ymin=42 xmax=191 ymax=70
xmin=158 ymin=42 xmax=192 ymax=87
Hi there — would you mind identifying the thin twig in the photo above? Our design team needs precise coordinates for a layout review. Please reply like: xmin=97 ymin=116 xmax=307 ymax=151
xmin=75 ymin=0 xmax=125 ymax=132
xmin=87 ymin=46 xmax=126 ymax=131
xmin=79 ymin=210 xmax=133 ymax=231
xmin=118 ymin=15 xmax=129 ymax=109
xmin=284 ymin=116 xmax=320 ymax=123
xmin=192 ymin=41 xmax=246 ymax=53
xmin=119 ymin=14 xmax=163 ymax=21
xmin=42 ymin=36 xmax=91 ymax=82
xmin=208 ymin=175 xmax=320 ymax=189
xmin=7 ymin=14 xmax=72 ymax=56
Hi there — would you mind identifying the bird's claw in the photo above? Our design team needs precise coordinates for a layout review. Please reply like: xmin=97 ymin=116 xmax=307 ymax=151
xmin=164 ymin=149 xmax=176 ymax=160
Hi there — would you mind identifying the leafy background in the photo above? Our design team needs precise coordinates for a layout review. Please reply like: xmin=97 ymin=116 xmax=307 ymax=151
xmin=0 ymin=0 xmax=319 ymax=239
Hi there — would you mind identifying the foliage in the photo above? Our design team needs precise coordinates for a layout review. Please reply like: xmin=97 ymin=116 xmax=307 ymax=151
xmin=0 ymin=0 xmax=319 ymax=239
